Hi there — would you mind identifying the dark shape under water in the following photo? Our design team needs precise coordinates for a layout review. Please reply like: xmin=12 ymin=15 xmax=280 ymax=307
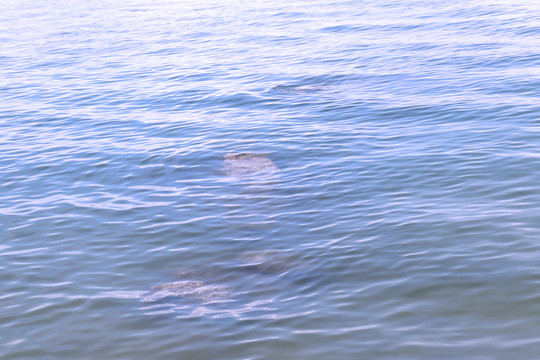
xmin=272 ymin=84 xmax=331 ymax=94
xmin=143 ymin=280 xmax=233 ymax=303
xmin=238 ymin=250 xmax=301 ymax=275
xmin=224 ymin=153 xmax=278 ymax=177
xmin=143 ymin=250 xmax=301 ymax=303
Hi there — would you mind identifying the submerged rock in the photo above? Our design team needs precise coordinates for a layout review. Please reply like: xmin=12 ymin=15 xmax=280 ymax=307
xmin=144 ymin=251 xmax=303 ymax=304
xmin=143 ymin=264 xmax=239 ymax=303
xmin=239 ymin=250 xmax=301 ymax=275
xmin=273 ymin=84 xmax=331 ymax=94
xmin=143 ymin=280 xmax=233 ymax=303
xmin=224 ymin=153 xmax=278 ymax=177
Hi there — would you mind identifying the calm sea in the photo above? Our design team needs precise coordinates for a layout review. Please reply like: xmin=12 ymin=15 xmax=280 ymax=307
xmin=2 ymin=0 xmax=540 ymax=358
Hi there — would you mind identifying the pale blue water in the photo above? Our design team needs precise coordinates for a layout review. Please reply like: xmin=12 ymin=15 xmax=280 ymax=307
xmin=2 ymin=0 xmax=540 ymax=358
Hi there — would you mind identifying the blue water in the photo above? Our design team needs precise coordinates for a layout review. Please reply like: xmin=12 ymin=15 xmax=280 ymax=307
xmin=2 ymin=0 xmax=540 ymax=358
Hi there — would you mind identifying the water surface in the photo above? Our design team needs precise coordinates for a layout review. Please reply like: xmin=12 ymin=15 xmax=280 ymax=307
xmin=2 ymin=0 xmax=540 ymax=359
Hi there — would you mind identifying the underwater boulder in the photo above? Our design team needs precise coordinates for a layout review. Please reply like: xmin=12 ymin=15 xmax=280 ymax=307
xmin=143 ymin=279 xmax=233 ymax=303
xmin=239 ymin=250 xmax=301 ymax=275
xmin=273 ymin=84 xmax=331 ymax=94
xmin=224 ymin=153 xmax=278 ymax=177
xmin=143 ymin=250 xmax=304 ymax=304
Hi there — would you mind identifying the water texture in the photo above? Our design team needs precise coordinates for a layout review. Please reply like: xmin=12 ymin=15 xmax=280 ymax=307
xmin=2 ymin=0 xmax=540 ymax=359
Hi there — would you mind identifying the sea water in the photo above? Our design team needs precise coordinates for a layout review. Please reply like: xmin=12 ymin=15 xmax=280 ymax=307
xmin=2 ymin=0 xmax=540 ymax=358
